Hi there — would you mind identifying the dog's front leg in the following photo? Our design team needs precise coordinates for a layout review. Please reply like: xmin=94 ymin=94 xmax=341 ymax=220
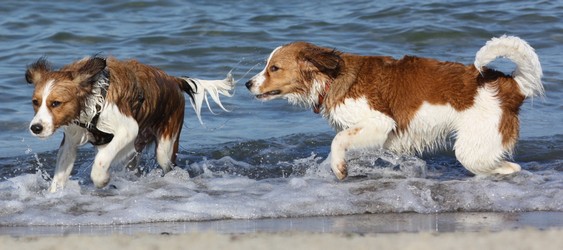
xmin=90 ymin=105 xmax=139 ymax=188
xmin=330 ymin=120 xmax=395 ymax=180
xmin=49 ymin=126 xmax=89 ymax=192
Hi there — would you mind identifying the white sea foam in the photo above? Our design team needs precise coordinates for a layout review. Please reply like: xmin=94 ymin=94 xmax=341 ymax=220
xmin=0 ymin=149 xmax=561 ymax=226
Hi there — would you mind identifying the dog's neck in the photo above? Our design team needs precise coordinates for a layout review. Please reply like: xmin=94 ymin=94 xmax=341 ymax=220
xmin=74 ymin=68 xmax=109 ymax=129
xmin=313 ymin=79 xmax=331 ymax=114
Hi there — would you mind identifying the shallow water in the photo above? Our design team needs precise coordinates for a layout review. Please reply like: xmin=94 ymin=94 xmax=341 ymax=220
xmin=3 ymin=212 xmax=563 ymax=236
xmin=0 ymin=0 xmax=562 ymax=226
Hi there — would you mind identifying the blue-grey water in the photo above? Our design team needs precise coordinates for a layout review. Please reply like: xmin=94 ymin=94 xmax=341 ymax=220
xmin=0 ymin=0 xmax=562 ymax=227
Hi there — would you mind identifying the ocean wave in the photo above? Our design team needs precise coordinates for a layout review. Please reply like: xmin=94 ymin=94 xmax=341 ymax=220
xmin=0 ymin=134 xmax=561 ymax=226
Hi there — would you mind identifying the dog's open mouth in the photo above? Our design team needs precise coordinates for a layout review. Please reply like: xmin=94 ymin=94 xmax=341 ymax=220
xmin=256 ymin=90 xmax=281 ymax=99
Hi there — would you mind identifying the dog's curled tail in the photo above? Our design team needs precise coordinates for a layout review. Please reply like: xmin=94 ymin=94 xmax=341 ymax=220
xmin=180 ymin=72 xmax=235 ymax=124
xmin=474 ymin=35 xmax=544 ymax=97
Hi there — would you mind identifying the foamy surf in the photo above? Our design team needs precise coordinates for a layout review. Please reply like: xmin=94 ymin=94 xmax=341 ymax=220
xmin=0 ymin=137 xmax=561 ymax=226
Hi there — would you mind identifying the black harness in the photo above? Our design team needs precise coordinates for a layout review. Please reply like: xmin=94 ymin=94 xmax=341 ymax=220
xmin=73 ymin=69 xmax=147 ymax=146
xmin=74 ymin=70 xmax=114 ymax=146
xmin=75 ymin=115 xmax=114 ymax=146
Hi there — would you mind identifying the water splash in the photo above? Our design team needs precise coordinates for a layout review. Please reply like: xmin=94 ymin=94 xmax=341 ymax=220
xmin=0 ymin=135 xmax=561 ymax=226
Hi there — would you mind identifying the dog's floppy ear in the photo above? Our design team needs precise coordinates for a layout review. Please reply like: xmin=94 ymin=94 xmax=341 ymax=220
xmin=73 ymin=56 xmax=106 ymax=87
xmin=25 ymin=57 xmax=51 ymax=84
xmin=299 ymin=46 xmax=343 ymax=78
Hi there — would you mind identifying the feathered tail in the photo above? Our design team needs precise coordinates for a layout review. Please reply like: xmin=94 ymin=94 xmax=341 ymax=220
xmin=474 ymin=35 xmax=544 ymax=97
xmin=180 ymin=72 xmax=235 ymax=124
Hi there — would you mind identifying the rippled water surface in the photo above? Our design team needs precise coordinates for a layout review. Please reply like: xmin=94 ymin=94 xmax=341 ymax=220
xmin=0 ymin=0 xmax=562 ymax=226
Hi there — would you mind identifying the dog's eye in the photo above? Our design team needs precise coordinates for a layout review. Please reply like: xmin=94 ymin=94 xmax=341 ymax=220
xmin=50 ymin=101 xmax=61 ymax=108
xmin=32 ymin=99 xmax=39 ymax=106
xmin=270 ymin=65 xmax=279 ymax=72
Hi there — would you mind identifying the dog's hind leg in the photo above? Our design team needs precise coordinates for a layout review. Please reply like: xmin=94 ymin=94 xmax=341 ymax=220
xmin=454 ymin=132 xmax=520 ymax=175
xmin=125 ymin=128 xmax=156 ymax=175
xmin=330 ymin=119 xmax=395 ymax=180
xmin=155 ymin=110 xmax=184 ymax=173
xmin=125 ymin=152 xmax=142 ymax=175
xmin=155 ymin=134 xmax=178 ymax=173
xmin=453 ymin=88 xmax=521 ymax=175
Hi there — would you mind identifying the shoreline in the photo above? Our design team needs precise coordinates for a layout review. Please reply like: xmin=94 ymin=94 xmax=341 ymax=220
xmin=2 ymin=212 xmax=562 ymax=249
xmin=2 ymin=228 xmax=562 ymax=250
xmin=2 ymin=211 xmax=562 ymax=236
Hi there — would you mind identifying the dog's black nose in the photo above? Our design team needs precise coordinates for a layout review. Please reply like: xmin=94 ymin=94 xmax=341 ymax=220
xmin=245 ymin=80 xmax=253 ymax=89
xmin=30 ymin=124 xmax=43 ymax=134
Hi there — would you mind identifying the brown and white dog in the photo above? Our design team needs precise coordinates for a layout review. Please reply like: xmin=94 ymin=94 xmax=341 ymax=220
xmin=26 ymin=56 xmax=234 ymax=192
xmin=246 ymin=35 xmax=543 ymax=179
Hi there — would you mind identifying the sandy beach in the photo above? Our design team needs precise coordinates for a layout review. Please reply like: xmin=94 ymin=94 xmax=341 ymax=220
xmin=1 ymin=228 xmax=562 ymax=250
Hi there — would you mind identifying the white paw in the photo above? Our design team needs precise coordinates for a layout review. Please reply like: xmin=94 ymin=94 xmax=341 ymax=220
xmin=330 ymin=150 xmax=348 ymax=180
xmin=331 ymin=161 xmax=348 ymax=180
xmin=493 ymin=161 xmax=522 ymax=175
xmin=91 ymin=167 xmax=110 ymax=188
xmin=48 ymin=181 xmax=64 ymax=193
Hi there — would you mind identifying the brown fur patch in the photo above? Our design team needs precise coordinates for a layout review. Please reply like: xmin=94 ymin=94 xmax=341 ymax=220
xmin=104 ymin=58 xmax=186 ymax=156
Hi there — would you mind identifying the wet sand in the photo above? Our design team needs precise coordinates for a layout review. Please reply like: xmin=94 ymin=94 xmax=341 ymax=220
xmin=2 ymin=228 xmax=562 ymax=250
xmin=1 ymin=212 xmax=562 ymax=250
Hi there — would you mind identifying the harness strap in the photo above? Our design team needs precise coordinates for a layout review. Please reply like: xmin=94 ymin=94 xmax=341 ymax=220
xmin=75 ymin=114 xmax=114 ymax=146
xmin=74 ymin=68 xmax=114 ymax=146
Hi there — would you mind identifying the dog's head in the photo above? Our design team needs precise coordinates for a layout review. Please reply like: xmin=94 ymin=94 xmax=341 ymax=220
xmin=25 ymin=56 xmax=106 ymax=138
xmin=245 ymin=42 xmax=343 ymax=106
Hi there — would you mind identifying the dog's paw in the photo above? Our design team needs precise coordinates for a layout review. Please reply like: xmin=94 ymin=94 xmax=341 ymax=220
xmin=91 ymin=168 xmax=110 ymax=188
xmin=492 ymin=161 xmax=521 ymax=175
xmin=48 ymin=182 xmax=63 ymax=193
xmin=331 ymin=161 xmax=348 ymax=180
xmin=92 ymin=175 xmax=110 ymax=188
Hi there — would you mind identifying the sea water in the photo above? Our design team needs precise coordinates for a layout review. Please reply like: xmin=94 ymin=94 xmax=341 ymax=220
xmin=0 ymin=0 xmax=561 ymax=226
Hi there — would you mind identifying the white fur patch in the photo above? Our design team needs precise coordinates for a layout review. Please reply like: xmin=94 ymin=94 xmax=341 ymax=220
xmin=286 ymin=79 xmax=324 ymax=108
xmin=386 ymin=102 xmax=458 ymax=155
xmin=75 ymin=70 xmax=109 ymax=127
xmin=249 ymin=70 xmax=266 ymax=91
xmin=156 ymin=136 xmax=176 ymax=172
xmin=30 ymin=80 xmax=55 ymax=138
xmin=327 ymin=97 xmax=395 ymax=132
xmin=95 ymin=103 xmax=135 ymax=135
xmin=453 ymin=86 xmax=506 ymax=174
